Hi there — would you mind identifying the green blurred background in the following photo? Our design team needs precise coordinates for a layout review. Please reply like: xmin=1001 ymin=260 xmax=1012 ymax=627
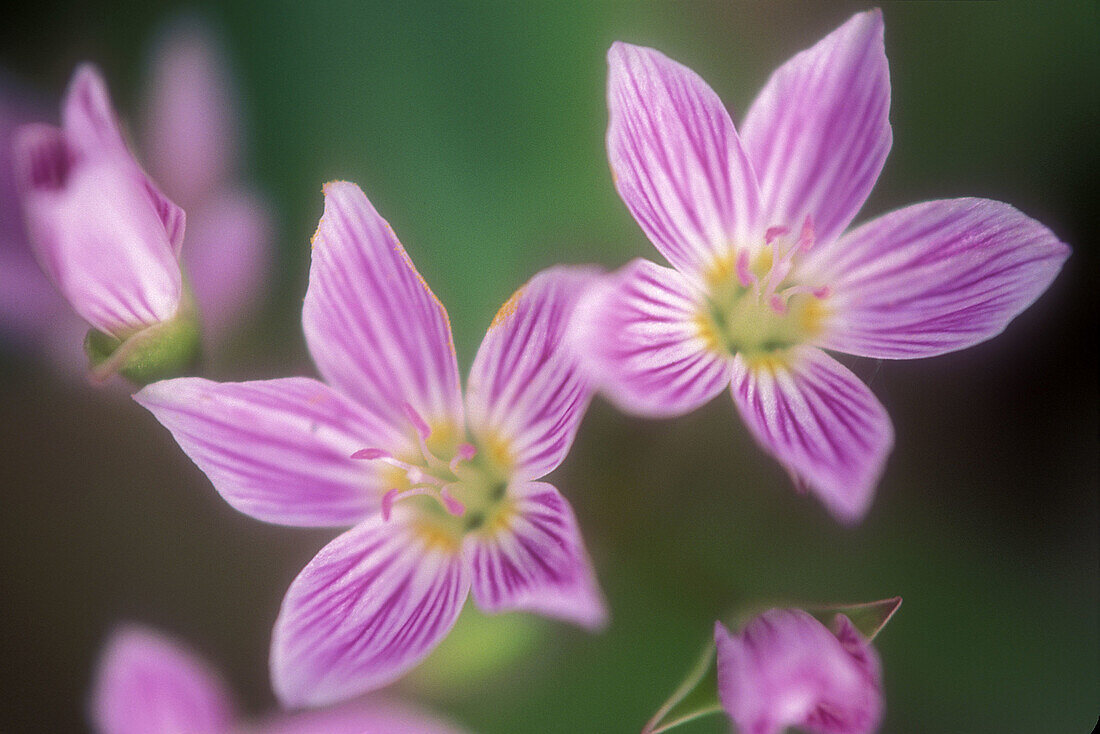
xmin=1 ymin=1 xmax=1097 ymax=732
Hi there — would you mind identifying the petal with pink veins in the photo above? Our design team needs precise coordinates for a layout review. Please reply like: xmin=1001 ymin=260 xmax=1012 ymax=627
xmin=135 ymin=377 xmax=407 ymax=527
xmin=715 ymin=609 xmax=883 ymax=734
xmin=466 ymin=266 xmax=600 ymax=481
xmin=90 ymin=625 xmax=234 ymax=734
xmin=740 ymin=10 xmax=891 ymax=247
xmin=607 ymin=42 xmax=761 ymax=279
xmin=570 ymin=258 xmax=733 ymax=418
xmin=729 ymin=346 xmax=893 ymax=523
xmin=303 ymin=181 xmax=464 ymax=434
xmin=464 ymin=481 xmax=606 ymax=630
xmin=270 ymin=511 xmax=471 ymax=708
xmin=805 ymin=198 xmax=1070 ymax=359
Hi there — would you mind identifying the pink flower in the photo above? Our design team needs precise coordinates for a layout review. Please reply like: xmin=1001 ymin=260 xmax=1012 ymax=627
xmin=14 ymin=64 xmax=186 ymax=342
xmin=2 ymin=18 xmax=271 ymax=375
xmin=135 ymin=181 xmax=606 ymax=707
xmin=571 ymin=10 xmax=1070 ymax=522
xmin=714 ymin=609 xmax=883 ymax=734
xmin=90 ymin=624 xmax=469 ymax=734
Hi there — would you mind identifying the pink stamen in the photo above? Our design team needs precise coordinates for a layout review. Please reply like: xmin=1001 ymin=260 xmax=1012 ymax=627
xmin=795 ymin=215 xmax=816 ymax=252
xmin=764 ymin=226 xmax=789 ymax=245
xmin=381 ymin=488 xmax=400 ymax=521
xmin=439 ymin=486 xmax=466 ymax=517
xmin=813 ymin=285 xmax=832 ymax=299
xmin=402 ymin=402 xmax=431 ymax=440
xmin=351 ymin=448 xmax=390 ymax=460
xmin=736 ymin=250 xmax=756 ymax=288
xmin=449 ymin=443 xmax=477 ymax=472
xmin=768 ymin=295 xmax=788 ymax=314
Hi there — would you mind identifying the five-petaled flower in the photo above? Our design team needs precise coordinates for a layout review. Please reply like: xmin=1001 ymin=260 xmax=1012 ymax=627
xmin=570 ymin=10 xmax=1070 ymax=522
xmin=136 ymin=181 xmax=607 ymax=707
xmin=91 ymin=624 xmax=469 ymax=734
xmin=715 ymin=609 xmax=884 ymax=734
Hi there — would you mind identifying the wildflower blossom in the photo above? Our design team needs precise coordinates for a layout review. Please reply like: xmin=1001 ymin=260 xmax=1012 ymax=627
xmin=136 ymin=181 xmax=606 ymax=707
xmin=2 ymin=18 xmax=270 ymax=378
xmin=91 ymin=624 xmax=469 ymax=734
xmin=572 ymin=10 xmax=1070 ymax=521
xmin=714 ymin=609 xmax=884 ymax=734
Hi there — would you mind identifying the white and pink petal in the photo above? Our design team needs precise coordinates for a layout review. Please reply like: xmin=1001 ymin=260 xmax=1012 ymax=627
xmin=270 ymin=511 xmax=470 ymax=708
xmin=740 ymin=10 xmax=891 ymax=247
xmin=570 ymin=259 xmax=733 ymax=418
xmin=466 ymin=266 xmax=600 ymax=481
xmin=464 ymin=481 xmax=606 ymax=630
xmin=303 ymin=181 xmax=464 ymax=434
xmin=607 ymin=42 xmax=761 ymax=278
xmin=807 ymin=198 xmax=1070 ymax=359
xmin=90 ymin=625 xmax=234 ymax=734
xmin=729 ymin=347 xmax=893 ymax=523
xmin=135 ymin=377 xmax=406 ymax=527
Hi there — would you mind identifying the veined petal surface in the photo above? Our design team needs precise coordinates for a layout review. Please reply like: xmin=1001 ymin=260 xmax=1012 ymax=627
xmin=607 ymin=42 xmax=760 ymax=277
xmin=303 ymin=181 xmax=463 ymax=432
xmin=715 ymin=610 xmax=883 ymax=734
xmin=807 ymin=198 xmax=1070 ymax=359
xmin=135 ymin=377 xmax=404 ymax=527
xmin=730 ymin=347 xmax=892 ymax=523
xmin=466 ymin=266 xmax=599 ymax=481
xmin=464 ymin=482 xmax=606 ymax=630
xmin=741 ymin=10 xmax=891 ymax=246
xmin=270 ymin=511 xmax=471 ymax=708
xmin=90 ymin=625 xmax=234 ymax=734
xmin=570 ymin=259 xmax=732 ymax=418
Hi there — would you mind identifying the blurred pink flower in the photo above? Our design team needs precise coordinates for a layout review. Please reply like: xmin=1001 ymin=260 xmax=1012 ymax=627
xmin=90 ymin=624 xmax=469 ymax=734
xmin=1 ymin=17 xmax=271 ymax=373
xmin=14 ymin=64 xmax=185 ymax=341
xmin=714 ymin=609 xmax=883 ymax=734
xmin=135 ymin=181 xmax=606 ymax=708
xmin=572 ymin=10 xmax=1070 ymax=522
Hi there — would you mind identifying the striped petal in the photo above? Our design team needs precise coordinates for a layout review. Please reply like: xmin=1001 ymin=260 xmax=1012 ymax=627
xmin=730 ymin=347 xmax=893 ymax=523
xmin=570 ymin=258 xmax=733 ymax=418
xmin=740 ymin=10 xmax=891 ymax=246
xmin=90 ymin=625 xmax=234 ymax=734
xmin=303 ymin=181 xmax=464 ymax=434
xmin=466 ymin=266 xmax=599 ymax=481
xmin=270 ymin=512 xmax=470 ymax=708
xmin=607 ymin=42 xmax=761 ymax=278
xmin=135 ymin=377 xmax=407 ymax=527
xmin=464 ymin=482 xmax=606 ymax=630
xmin=715 ymin=609 xmax=883 ymax=734
xmin=806 ymin=198 xmax=1071 ymax=359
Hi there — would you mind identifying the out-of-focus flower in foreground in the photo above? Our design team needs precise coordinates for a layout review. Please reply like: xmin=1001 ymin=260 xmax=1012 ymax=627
xmin=136 ymin=181 xmax=606 ymax=707
xmin=2 ymin=17 xmax=270 ymax=381
xmin=715 ymin=609 xmax=883 ymax=734
xmin=572 ymin=9 xmax=1070 ymax=522
xmin=90 ymin=624 xmax=469 ymax=734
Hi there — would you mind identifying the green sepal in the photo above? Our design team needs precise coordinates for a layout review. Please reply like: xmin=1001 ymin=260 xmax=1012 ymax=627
xmin=84 ymin=301 xmax=201 ymax=385
xmin=642 ymin=641 xmax=723 ymax=734
xmin=808 ymin=596 xmax=902 ymax=640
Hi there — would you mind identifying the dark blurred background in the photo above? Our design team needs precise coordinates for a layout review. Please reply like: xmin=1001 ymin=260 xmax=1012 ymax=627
xmin=1 ymin=1 xmax=1097 ymax=732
